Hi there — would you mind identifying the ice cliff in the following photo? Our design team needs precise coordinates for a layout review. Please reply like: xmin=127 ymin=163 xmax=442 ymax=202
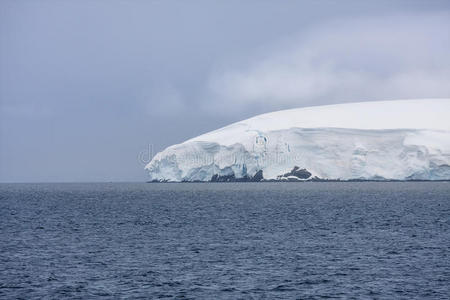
xmin=145 ymin=99 xmax=450 ymax=181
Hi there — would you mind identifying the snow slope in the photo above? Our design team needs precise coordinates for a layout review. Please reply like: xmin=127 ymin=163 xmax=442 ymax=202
xmin=146 ymin=99 xmax=450 ymax=181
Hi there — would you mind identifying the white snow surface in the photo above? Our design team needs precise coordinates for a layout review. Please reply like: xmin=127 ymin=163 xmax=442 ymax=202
xmin=146 ymin=99 xmax=450 ymax=181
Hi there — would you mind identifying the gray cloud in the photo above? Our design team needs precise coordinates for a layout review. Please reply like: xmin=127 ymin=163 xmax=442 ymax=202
xmin=207 ymin=13 xmax=450 ymax=112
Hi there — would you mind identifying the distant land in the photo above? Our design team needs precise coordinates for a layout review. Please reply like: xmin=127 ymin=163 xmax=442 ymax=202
xmin=146 ymin=99 xmax=450 ymax=182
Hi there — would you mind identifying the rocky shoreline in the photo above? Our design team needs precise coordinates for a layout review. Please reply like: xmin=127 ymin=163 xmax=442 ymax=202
xmin=147 ymin=166 xmax=450 ymax=183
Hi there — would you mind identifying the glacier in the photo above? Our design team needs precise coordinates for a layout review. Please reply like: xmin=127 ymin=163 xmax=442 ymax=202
xmin=145 ymin=99 xmax=450 ymax=182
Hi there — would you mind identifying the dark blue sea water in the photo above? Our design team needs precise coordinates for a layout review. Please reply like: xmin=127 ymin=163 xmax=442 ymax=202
xmin=1 ymin=182 xmax=449 ymax=299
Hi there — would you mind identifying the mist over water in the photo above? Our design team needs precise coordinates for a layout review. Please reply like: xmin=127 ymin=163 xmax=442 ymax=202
xmin=1 ymin=182 xmax=449 ymax=299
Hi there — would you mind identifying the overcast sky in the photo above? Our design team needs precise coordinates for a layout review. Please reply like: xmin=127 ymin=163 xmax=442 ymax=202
xmin=1 ymin=0 xmax=449 ymax=182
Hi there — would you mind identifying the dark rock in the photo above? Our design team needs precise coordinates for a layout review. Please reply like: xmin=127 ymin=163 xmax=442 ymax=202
xmin=210 ymin=170 xmax=263 ymax=182
xmin=251 ymin=170 xmax=264 ymax=182
xmin=281 ymin=166 xmax=312 ymax=179
xmin=211 ymin=173 xmax=237 ymax=182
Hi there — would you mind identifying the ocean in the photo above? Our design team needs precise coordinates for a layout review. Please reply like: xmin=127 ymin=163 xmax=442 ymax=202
xmin=1 ymin=182 xmax=449 ymax=299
